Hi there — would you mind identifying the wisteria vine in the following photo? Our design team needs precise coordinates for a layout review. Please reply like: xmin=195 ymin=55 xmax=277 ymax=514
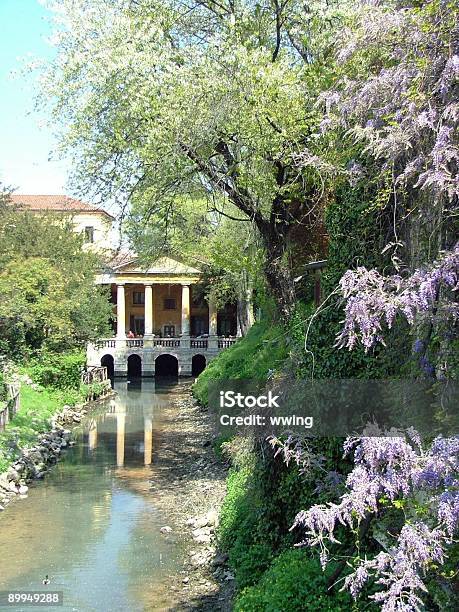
xmin=336 ymin=243 xmax=459 ymax=351
xmin=278 ymin=430 xmax=459 ymax=611
xmin=319 ymin=1 xmax=459 ymax=205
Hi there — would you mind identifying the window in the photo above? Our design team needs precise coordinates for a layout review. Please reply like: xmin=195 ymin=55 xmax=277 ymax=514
xmin=84 ymin=226 xmax=94 ymax=243
xmin=133 ymin=291 xmax=145 ymax=305
xmin=164 ymin=298 xmax=176 ymax=310
xmin=191 ymin=316 xmax=207 ymax=336
xmin=164 ymin=325 xmax=175 ymax=337
xmin=129 ymin=315 xmax=145 ymax=335
xmin=218 ymin=317 xmax=234 ymax=336
xmin=133 ymin=316 xmax=145 ymax=335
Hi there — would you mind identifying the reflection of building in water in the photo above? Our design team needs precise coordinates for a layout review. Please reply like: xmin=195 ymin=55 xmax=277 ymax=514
xmin=88 ymin=419 xmax=97 ymax=450
xmin=144 ymin=415 xmax=152 ymax=466
xmin=83 ymin=381 xmax=163 ymax=467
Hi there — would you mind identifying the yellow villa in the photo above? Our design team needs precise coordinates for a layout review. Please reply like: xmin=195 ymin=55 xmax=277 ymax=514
xmin=12 ymin=194 xmax=244 ymax=378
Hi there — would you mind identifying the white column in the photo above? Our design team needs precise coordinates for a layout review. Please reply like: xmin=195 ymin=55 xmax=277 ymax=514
xmin=116 ymin=412 xmax=126 ymax=467
xmin=181 ymin=284 xmax=191 ymax=336
xmin=144 ymin=284 xmax=153 ymax=336
xmin=144 ymin=416 xmax=153 ymax=466
xmin=116 ymin=284 xmax=126 ymax=338
xmin=209 ymin=296 xmax=218 ymax=336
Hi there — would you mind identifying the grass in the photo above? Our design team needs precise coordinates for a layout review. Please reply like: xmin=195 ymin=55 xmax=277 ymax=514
xmin=0 ymin=384 xmax=61 ymax=472
xmin=0 ymin=370 xmax=108 ymax=474
xmin=193 ymin=320 xmax=289 ymax=406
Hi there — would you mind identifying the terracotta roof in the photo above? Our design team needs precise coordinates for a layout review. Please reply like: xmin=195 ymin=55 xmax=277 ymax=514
xmin=10 ymin=194 xmax=115 ymax=221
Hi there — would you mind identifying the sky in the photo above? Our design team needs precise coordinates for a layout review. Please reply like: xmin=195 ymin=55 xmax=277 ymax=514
xmin=0 ymin=0 xmax=70 ymax=195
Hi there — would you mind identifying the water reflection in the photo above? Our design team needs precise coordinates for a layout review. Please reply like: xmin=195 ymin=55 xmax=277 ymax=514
xmin=86 ymin=379 xmax=175 ymax=468
xmin=0 ymin=378 xmax=183 ymax=612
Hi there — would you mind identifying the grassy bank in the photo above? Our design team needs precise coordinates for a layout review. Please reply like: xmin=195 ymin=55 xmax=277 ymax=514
xmin=192 ymin=317 xmax=355 ymax=610
xmin=193 ymin=320 xmax=289 ymax=407
xmin=0 ymin=351 xmax=110 ymax=473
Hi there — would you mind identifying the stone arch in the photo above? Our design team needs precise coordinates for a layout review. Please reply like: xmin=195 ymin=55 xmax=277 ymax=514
xmin=192 ymin=354 xmax=206 ymax=376
xmin=100 ymin=354 xmax=114 ymax=380
xmin=127 ymin=353 xmax=142 ymax=378
xmin=155 ymin=353 xmax=179 ymax=377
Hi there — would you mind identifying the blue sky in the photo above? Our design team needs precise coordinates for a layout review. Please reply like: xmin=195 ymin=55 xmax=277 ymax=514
xmin=0 ymin=0 xmax=69 ymax=195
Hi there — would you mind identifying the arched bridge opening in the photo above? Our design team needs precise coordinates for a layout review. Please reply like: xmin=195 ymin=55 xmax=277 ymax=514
xmin=100 ymin=354 xmax=114 ymax=382
xmin=155 ymin=354 xmax=179 ymax=377
xmin=192 ymin=354 xmax=206 ymax=376
xmin=127 ymin=354 xmax=142 ymax=378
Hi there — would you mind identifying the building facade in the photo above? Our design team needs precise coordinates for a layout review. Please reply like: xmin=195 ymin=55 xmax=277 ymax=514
xmin=12 ymin=194 xmax=244 ymax=377
xmin=10 ymin=194 xmax=115 ymax=251
xmin=89 ymin=255 xmax=239 ymax=377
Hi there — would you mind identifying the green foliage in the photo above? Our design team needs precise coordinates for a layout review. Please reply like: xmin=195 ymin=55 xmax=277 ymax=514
xmin=193 ymin=319 xmax=288 ymax=406
xmin=217 ymin=434 xmax=351 ymax=590
xmin=218 ymin=456 xmax=274 ymax=588
xmin=0 ymin=358 xmax=110 ymax=473
xmin=0 ymin=384 xmax=61 ymax=471
xmin=295 ymin=182 xmax=412 ymax=379
xmin=234 ymin=549 xmax=353 ymax=612
xmin=425 ymin=542 xmax=459 ymax=611
xmin=27 ymin=351 xmax=85 ymax=390
xmin=42 ymin=1 xmax=357 ymax=317
xmin=81 ymin=380 xmax=111 ymax=402
xmin=0 ymin=202 xmax=112 ymax=357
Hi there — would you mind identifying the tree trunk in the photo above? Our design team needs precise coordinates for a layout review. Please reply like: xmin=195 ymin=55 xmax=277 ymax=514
xmin=262 ymin=230 xmax=296 ymax=322
xmin=237 ymin=269 xmax=254 ymax=336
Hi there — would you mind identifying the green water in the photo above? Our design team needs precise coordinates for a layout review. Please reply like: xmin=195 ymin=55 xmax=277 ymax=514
xmin=0 ymin=380 xmax=184 ymax=612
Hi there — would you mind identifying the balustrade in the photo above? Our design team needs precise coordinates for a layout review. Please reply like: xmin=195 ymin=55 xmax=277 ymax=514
xmin=191 ymin=339 xmax=208 ymax=349
xmin=153 ymin=338 xmax=181 ymax=348
xmin=91 ymin=336 xmax=238 ymax=352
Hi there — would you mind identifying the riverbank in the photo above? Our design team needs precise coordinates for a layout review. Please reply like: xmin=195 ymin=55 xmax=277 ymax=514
xmin=0 ymin=393 xmax=112 ymax=512
xmin=0 ymin=379 xmax=233 ymax=610
xmin=146 ymin=384 xmax=234 ymax=611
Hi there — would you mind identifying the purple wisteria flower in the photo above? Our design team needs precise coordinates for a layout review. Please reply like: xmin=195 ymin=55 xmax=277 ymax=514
xmin=315 ymin=5 xmax=459 ymax=200
xmin=289 ymin=431 xmax=459 ymax=610
xmin=336 ymin=244 xmax=459 ymax=351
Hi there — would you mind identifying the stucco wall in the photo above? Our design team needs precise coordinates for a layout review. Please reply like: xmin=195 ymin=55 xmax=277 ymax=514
xmin=71 ymin=212 xmax=113 ymax=250
xmin=117 ymin=284 xmax=210 ymax=336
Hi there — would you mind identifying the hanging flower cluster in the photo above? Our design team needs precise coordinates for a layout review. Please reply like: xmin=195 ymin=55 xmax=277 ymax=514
xmin=335 ymin=243 xmax=459 ymax=351
xmin=319 ymin=1 xmax=459 ymax=203
xmin=290 ymin=430 xmax=459 ymax=611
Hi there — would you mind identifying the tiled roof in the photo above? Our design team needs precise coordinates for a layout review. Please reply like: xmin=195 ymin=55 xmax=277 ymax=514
xmin=10 ymin=194 xmax=115 ymax=220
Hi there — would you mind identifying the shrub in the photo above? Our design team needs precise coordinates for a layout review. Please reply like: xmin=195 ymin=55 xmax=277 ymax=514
xmin=234 ymin=549 xmax=353 ymax=612
xmin=28 ymin=351 xmax=85 ymax=390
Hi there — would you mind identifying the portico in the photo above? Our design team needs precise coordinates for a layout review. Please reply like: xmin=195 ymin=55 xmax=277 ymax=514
xmin=88 ymin=255 xmax=242 ymax=377
xmin=113 ymin=280 xmax=218 ymax=340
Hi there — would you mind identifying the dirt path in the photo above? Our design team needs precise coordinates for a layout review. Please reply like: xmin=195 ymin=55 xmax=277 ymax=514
xmin=147 ymin=383 xmax=234 ymax=611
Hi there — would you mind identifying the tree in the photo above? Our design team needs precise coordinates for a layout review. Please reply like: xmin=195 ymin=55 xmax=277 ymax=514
xmin=42 ymin=0 xmax=349 ymax=320
xmin=126 ymin=196 xmax=263 ymax=334
xmin=0 ymin=190 xmax=112 ymax=356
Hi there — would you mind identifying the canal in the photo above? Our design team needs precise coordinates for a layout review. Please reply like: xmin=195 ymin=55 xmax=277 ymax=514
xmin=0 ymin=379 xmax=185 ymax=611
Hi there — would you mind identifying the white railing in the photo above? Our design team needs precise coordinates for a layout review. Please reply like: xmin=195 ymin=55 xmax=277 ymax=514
xmin=218 ymin=338 xmax=237 ymax=348
xmin=126 ymin=339 xmax=144 ymax=348
xmin=191 ymin=339 xmax=208 ymax=349
xmin=91 ymin=336 xmax=238 ymax=351
xmin=94 ymin=338 xmax=117 ymax=349
xmin=153 ymin=338 xmax=181 ymax=348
